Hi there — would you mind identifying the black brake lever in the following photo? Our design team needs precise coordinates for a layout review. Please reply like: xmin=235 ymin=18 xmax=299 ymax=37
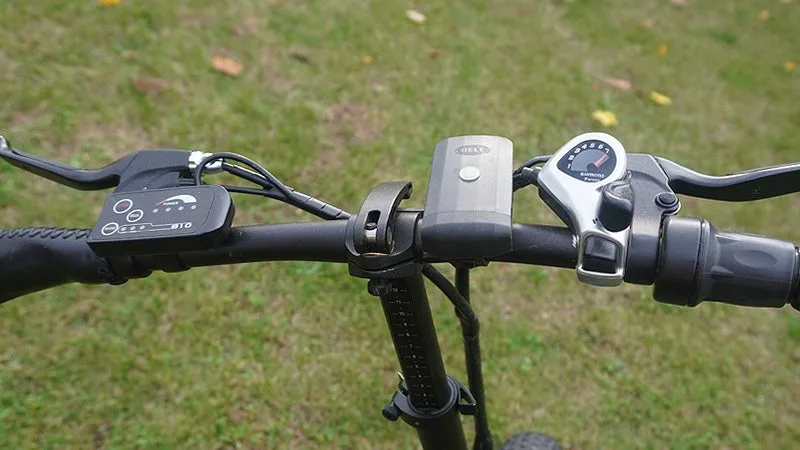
xmin=656 ymin=157 xmax=800 ymax=201
xmin=0 ymin=135 xmax=200 ymax=193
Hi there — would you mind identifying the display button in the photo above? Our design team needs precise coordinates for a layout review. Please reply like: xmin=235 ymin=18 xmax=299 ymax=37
xmin=459 ymin=166 xmax=481 ymax=182
xmin=113 ymin=199 xmax=133 ymax=214
xmin=101 ymin=222 xmax=119 ymax=236
xmin=127 ymin=209 xmax=144 ymax=223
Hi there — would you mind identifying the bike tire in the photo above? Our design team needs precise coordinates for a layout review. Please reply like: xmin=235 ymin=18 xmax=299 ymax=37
xmin=500 ymin=432 xmax=562 ymax=450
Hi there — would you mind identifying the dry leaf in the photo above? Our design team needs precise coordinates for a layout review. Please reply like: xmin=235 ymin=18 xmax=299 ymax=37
xmin=649 ymin=91 xmax=672 ymax=106
xmin=120 ymin=50 xmax=138 ymax=60
xmin=670 ymin=0 xmax=687 ymax=5
xmin=131 ymin=76 xmax=169 ymax=95
xmin=592 ymin=110 xmax=618 ymax=128
xmin=406 ymin=9 xmax=426 ymax=24
xmin=99 ymin=0 xmax=120 ymax=5
xmin=600 ymin=77 xmax=632 ymax=91
xmin=288 ymin=50 xmax=311 ymax=64
xmin=658 ymin=43 xmax=668 ymax=58
xmin=784 ymin=61 xmax=797 ymax=72
xmin=212 ymin=56 xmax=243 ymax=77
xmin=361 ymin=55 xmax=374 ymax=64
xmin=758 ymin=10 xmax=770 ymax=21
xmin=234 ymin=16 xmax=259 ymax=36
xmin=428 ymin=49 xmax=441 ymax=59
xmin=640 ymin=19 xmax=655 ymax=29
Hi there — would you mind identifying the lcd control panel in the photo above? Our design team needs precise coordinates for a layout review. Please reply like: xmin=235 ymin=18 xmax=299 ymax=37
xmin=87 ymin=185 xmax=234 ymax=256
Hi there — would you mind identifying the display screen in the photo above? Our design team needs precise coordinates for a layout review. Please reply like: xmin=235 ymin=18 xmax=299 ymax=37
xmin=555 ymin=139 xmax=617 ymax=182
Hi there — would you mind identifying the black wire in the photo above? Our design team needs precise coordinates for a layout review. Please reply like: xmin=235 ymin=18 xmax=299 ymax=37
xmin=222 ymin=185 xmax=284 ymax=200
xmin=193 ymin=152 xmax=291 ymax=197
xmin=513 ymin=154 xmax=551 ymax=175
xmin=222 ymin=163 xmax=280 ymax=194
xmin=194 ymin=152 xmax=352 ymax=220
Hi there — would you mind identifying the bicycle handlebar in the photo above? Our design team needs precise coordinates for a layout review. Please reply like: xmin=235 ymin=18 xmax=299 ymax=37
xmin=0 ymin=227 xmax=124 ymax=302
xmin=2 ymin=218 xmax=797 ymax=311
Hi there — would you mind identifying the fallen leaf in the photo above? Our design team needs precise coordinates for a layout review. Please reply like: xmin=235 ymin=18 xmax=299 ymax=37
xmin=234 ymin=16 xmax=259 ymax=36
xmin=428 ymin=49 xmax=441 ymax=59
xmin=406 ymin=9 xmax=426 ymax=24
xmin=658 ymin=43 xmax=668 ymax=58
xmin=758 ymin=10 xmax=770 ymax=21
xmin=592 ymin=110 xmax=618 ymax=128
xmin=288 ymin=50 xmax=311 ymax=64
xmin=99 ymin=0 xmax=120 ymax=5
xmin=670 ymin=0 xmax=687 ymax=5
xmin=785 ymin=61 xmax=797 ymax=72
xmin=120 ymin=50 xmax=138 ymax=60
xmin=361 ymin=55 xmax=374 ymax=64
xmin=649 ymin=91 xmax=672 ymax=106
xmin=600 ymin=77 xmax=632 ymax=91
xmin=289 ymin=50 xmax=311 ymax=64
xmin=131 ymin=76 xmax=169 ymax=95
xmin=640 ymin=19 xmax=655 ymax=29
xmin=212 ymin=56 xmax=243 ymax=77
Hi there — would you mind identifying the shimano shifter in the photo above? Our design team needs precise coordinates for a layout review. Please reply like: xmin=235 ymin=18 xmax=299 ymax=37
xmin=536 ymin=132 xmax=632 ymax=286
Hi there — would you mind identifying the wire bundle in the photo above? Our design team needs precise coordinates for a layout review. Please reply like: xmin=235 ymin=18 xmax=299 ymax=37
xmin=193 ymin=152 xmax=351 ymax=220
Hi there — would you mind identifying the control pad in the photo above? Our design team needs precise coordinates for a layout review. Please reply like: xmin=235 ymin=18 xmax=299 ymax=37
xmin=88 ymin=185 xmax=234 ymax=256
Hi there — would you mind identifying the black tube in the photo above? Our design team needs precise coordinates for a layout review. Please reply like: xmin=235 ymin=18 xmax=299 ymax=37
xmin=172 ymin=222 xmax=576 ymax=271
xmin=423 ymin=265 xmax=494 ymax=450
xmin=0 ymin=222 xmax=578 ymax=301
xmin=0 ymin=228 xmax=124 ymax=303
xmin=491 ymin=224 xmax=576 ymax=268
xmin=372 ymin=273 xmax=453 ymax=410
xmin=455 ymin=268 xmax=493 ymax=450
xmin=175 ymin=221 xmax=350 ymax=268
xmin=414 ymin=407 xmax=469 ymax=450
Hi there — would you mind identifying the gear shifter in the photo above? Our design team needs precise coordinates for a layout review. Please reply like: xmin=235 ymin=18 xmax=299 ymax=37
xmin=536 ymin=132 xmax=632 ymax=286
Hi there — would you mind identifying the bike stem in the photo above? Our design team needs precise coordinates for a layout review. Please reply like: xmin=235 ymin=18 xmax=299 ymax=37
xmin=345 ymin=182 xmax=484 ymax=450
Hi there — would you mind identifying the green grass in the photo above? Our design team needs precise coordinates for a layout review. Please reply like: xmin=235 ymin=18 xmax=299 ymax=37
xmin=1 ymin=0 xmax=799 ymax=448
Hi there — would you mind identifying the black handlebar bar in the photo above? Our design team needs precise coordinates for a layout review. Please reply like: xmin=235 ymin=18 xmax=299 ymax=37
xmin=1 ymin=219 xmax=797 ymax=311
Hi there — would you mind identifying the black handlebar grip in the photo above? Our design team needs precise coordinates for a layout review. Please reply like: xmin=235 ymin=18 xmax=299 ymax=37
xmin=0 ymin=228 xmax=127 ymax=303
xmin=653 ymin=216 xmax=799 ymax=309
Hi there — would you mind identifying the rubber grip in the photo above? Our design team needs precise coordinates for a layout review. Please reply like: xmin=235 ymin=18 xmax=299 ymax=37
xmin=0 ymin=228 xmax=125 ymax=303
xmin=654 ymin=216 xmax=799 ymax=308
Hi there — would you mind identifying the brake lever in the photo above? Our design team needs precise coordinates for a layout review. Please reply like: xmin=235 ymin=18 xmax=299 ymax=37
xmin=657 ymin=157 xmax=800 ymax=201
xmin=0 ymin=135 xmax=207 ymax=193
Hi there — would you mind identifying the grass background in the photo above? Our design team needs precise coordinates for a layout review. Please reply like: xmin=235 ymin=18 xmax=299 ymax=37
xmin=1 ymin=0 xmax=799 ymax=448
